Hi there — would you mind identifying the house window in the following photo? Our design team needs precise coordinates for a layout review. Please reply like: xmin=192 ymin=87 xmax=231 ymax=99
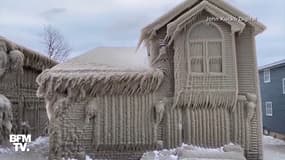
xmin=265 ymin=101 xmax=272 ymax=116
xmin=283 ymin=78 xmax=285 ymax=94
xmin=264 ymin=69 xmax=270 ymax=83
xmin=188 ymin=22 xmax=223 ymax=73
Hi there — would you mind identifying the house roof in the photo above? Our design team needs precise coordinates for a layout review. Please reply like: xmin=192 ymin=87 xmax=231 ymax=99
xmin=55 ymin=47 xmax=149 ymax=69
xmin=36 ymin=47 xmax=164 ymax=97
xmin=0 ymin=36 xmax=57 ymax=71
xmin=259 ymin=59 xmax=285 ymax=71
xmin=139 ymin=0 xmax=266 ymax=46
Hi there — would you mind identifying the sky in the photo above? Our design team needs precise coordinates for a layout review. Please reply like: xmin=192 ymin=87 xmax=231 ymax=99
xmin=0 ymin=0 xmax=284 ymax=66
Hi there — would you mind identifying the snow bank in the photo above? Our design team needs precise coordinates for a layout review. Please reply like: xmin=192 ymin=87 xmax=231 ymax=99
xmin=263 ymin=136 xmax=285 ymax=145
xmin=29 ymin=136 xmax=49 ymax=148
xmin=263 ymin=136 xmax=285 ymax=160
xmin=64 ymin=155 xmax=93 ymax=160
xmin=4 ymin=136 xmax=273 ymax=160
xmin=141 ymin=143 xmax=245 ymax=160
xmin=28 ymin=136 xmax=49 ymax=157
xmin=0 ymin=147 xmax=14 ymax=154
xmin=0 ymin=136 xmax=49 ymax=154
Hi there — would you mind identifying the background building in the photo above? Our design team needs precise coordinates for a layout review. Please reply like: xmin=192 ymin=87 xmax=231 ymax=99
xmin=0 ymin=36 xmax=57 ymax=140
xmin=259 ymin=59 xmax=285 ymax=140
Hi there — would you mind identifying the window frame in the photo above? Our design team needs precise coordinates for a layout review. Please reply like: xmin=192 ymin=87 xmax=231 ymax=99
xmin=187 ymin=21 xmax=224 ymax=75
xmin=187 ymin=40 xmax=204 ymax=73
xmin=265 ymin=101 xmax=273 ymax=117
xmin=207 ymin=40 xmax=223 ymax=73
xmin=264 ymin=69 xmax=271 ymax=83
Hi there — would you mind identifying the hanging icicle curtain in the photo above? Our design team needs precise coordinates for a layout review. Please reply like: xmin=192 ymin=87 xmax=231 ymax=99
xmin=0 ymin=94 xmax=13 ymax=144
xmin=37 ymin=66 xmax=164 ymax=99
xmin=0 ymin=43 xmax=8 ymax=77
xmin=0 ymin=37 xmax=57 ymax=71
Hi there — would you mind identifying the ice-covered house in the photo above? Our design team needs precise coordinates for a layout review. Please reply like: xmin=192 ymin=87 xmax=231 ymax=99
xmin=0 ymin=36 xmax=57 ymax=142
xmin=36 ymin=0 xmax=265 ymax=159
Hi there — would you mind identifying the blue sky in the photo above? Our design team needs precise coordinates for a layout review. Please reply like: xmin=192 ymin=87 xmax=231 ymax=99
xmin=0 ymin=0 xmax=284 ymax=66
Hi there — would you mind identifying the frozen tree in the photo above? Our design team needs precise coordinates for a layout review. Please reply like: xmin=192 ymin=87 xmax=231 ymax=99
xmin=43 ymin=25 xmax=71 ymax=62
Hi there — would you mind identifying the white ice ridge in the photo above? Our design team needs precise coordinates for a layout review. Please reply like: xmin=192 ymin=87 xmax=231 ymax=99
xmin=141 ymin=143 xmax=245 ymax=160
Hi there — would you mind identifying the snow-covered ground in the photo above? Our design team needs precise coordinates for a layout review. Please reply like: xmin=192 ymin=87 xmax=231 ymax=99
xmin=263 ymin=136 xmax=285 ymax=160
xmin=0 ymin=136 xmax=284 ymax=160
xmin=141 ymin=136 xmax=285 ymax=160
xmin=0 ymin=136 xmax=92 ymax=160
xmin=0 ymin=136 xmax=49 ymax=160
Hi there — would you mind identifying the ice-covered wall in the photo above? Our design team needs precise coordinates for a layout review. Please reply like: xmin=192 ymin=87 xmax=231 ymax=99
xmin=0 ymin=94 xmax=12 ymax=145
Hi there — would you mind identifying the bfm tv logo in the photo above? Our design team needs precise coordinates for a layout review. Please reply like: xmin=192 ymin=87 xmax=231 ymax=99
xmin=9 ymin=134 xmax=31 ymax=152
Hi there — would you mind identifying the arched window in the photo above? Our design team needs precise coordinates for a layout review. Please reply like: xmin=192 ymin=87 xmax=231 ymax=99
xmin=187 ymin=22 xmax=223 ymax=73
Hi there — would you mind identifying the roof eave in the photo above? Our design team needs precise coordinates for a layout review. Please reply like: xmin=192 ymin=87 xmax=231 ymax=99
xmin=36 ymin=68 xmax=165 ymax=97
xmin=137 ymin=0 xmax=200 ymax=47
xmin=253 ymin=23 xmax=266 ymax=35
xmin=141 ymin=0 xmax=199 ymax=34
xmin=208 ymin=0 xmax=266 ymax=36
xmin=259 ymin=60 xmax=285 ymax=71
xmin=165 ymin=1 xmax=246 ymax=44
xmin=0 ymin=36 xmax=58 ymax=71
xmin=139 ymin=0 xmax=266 ymax=45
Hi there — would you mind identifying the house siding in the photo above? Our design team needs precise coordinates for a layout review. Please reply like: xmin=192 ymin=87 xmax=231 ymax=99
xmin=0 ymin=67 xmax=48 ymax=139
xmin=236 ymin=25 xmax=263 ymax=160
xmin=60 ymin=94 xmax=158 ymax=158
xmin=259 ymin=65 xmax=285 ymax=134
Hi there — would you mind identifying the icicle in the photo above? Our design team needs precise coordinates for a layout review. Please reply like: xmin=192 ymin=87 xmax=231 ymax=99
xmin=84 ymin=98 xmax=98 ymax=124
xmin=245 ymin=93 xmax=257 ymax=121
xmin=154 ymin=98 xmax=166 ymax=126
xmin=8 ymin=50 xmax=24 ymax=73
xmin=0 ymin=94 xmax=13 ymax=145
xmin=0 ymin=43 xmax=8 ymax=78
xmin=37 ymin=68 xmax=164 ymax=99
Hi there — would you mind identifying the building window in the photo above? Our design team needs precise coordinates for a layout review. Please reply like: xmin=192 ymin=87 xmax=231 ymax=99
xmin=264 ymin=69 xmax=270 ymax=83
xmin=281 ymin=78 xmax=285 ymax=94
xmin=188 ymin=22 xmax=223 ymax=73
xmin=265 ymin=101 xmax=272 ymax=116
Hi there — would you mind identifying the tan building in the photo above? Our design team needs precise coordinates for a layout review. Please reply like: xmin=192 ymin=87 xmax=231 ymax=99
xmin=0 ymin=36 xmax=57 ymax=141
xmin=37 ymin=0 xmax=265 ymax=159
